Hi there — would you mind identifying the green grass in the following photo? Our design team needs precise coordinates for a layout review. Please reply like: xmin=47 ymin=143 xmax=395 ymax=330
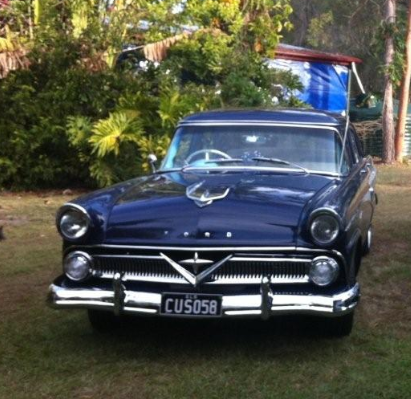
xmin=1 ymin=166 xmax=411 ymax=399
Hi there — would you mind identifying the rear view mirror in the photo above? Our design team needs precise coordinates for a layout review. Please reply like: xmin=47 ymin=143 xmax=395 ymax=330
xmin=148 ymin=154 xmax=157 ymax=173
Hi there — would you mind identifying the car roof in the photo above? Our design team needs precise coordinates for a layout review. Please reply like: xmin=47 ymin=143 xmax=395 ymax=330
xmin=179 ymin=109 xmax=345 ymax=127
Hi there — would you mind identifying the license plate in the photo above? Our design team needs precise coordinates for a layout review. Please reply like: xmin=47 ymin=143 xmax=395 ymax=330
xmin=161 ymin=293 xmax=222 ymax=317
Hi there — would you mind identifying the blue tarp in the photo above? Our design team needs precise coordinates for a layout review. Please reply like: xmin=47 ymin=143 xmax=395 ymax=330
xmin=268 ymin=59 xmax=350 ymax=114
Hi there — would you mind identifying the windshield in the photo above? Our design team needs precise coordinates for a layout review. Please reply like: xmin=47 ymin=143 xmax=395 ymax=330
xmin=161 ymin=125 xmax=348 ymax=174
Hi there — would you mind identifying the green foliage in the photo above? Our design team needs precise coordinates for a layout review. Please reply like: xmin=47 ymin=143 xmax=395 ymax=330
xmin=375 ymin=10 xmax=408 ymax=88
xmin=90 ymin=112 xmax=143 ymax=157
xmin=137 ymin=135 xmax=171 ymax=172
xmin=0 ymin=37 xmax=141 ymax=189
xmin=0 ymin=0 xmax=304 ymax=189
xmin=306 ymin=11 xmax=334 ymax=48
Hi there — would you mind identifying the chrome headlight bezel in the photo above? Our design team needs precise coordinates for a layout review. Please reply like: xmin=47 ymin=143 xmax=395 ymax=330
xmin=63 ymin=251 xmax=93 ymax=281
xmin=56 ymin=203 xmax=91 ymax=241
xmin=308 ymin=208 xmax=341 ymax=246
xmin=309 ymin=256 xmax=340 ymax=286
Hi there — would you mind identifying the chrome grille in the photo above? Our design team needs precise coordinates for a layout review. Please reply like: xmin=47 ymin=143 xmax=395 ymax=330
xmin=212 ymin=260 xmax=308 ymax=280
xmin=93 ymin=256 xmax=179 ymax=279
xmin=91 ymin=254 xmax=311 ymax=284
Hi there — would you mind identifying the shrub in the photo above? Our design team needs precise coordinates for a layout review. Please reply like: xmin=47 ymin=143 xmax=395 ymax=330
xmin=0 ymin=39 xmax=141 ymax=189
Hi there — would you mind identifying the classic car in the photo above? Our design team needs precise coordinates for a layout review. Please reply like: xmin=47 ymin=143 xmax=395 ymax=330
xmin=47 ymin=109 xmax=377 ymax=337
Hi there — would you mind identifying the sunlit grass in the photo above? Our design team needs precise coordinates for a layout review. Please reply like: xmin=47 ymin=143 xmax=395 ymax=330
xmin=0 ymin=166 xmax=410 ymax=399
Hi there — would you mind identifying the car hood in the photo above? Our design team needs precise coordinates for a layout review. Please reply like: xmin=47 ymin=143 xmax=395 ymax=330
xmin=90 ymin=171 xmax=339 ymax=246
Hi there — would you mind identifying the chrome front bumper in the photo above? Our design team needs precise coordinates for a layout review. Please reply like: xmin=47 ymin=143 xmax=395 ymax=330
xmin=47 ymin=276 xmax=360 ymax=319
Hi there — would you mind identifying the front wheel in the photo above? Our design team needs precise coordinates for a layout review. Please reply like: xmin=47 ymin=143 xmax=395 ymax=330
xmin=321 ymin=312 xmax=354 ymax=337
xmin=88 ymin=309 xmax=122 ymax=333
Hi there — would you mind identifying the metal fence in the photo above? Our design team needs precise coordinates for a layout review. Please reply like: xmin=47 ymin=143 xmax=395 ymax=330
xmin=351 ymin=101 xmax=411 ymax=158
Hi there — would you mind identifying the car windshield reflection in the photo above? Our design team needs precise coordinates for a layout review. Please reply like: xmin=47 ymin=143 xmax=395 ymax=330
xmin=161 ymin=125 xmax=348 ymax=175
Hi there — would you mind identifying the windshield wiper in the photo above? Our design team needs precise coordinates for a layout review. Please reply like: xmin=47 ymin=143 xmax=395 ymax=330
xmin=251 ymin=157 xmax=309 ymax=174
xmin=181 ymin=158 xmax=244 ymax=171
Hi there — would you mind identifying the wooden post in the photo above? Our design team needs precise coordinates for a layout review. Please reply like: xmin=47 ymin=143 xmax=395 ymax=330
xmin=382 ymin=0 xmax=396 ymax=164
xmin=395 ymin=0 xmax=411 ymax=162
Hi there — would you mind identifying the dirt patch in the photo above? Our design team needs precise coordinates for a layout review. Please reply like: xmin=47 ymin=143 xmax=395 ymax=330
xmin=0 ymin=215 xmax=29 ymax=226
xmin=0 ymin=268 xmax=55 ymax=316
xmin=0 ymin=189 xmax=89 ymax=198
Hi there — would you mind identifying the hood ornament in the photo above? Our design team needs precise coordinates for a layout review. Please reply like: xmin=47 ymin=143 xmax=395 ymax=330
xmin=186 ymin=181 xmax=230 ymax=208
xmin=179 ymin=252 xmax=213 ymax=274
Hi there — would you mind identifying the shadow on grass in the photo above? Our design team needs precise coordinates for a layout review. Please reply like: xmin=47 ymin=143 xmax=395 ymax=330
xmin=67 ymin=314 xmax=351 ymax=361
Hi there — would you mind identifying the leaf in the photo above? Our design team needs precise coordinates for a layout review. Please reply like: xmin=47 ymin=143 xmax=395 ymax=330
xmin=89 ymin=112 xmax=144 ymax=157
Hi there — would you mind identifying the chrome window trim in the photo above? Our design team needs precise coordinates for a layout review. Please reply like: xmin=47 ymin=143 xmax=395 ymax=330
xmin=162 ymin=123 xmax=347 ymax=175
xmin=177 ymin=122 xmax=341 ymax=128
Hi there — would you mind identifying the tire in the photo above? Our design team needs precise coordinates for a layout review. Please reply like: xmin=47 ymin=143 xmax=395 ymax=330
xmin=88 ymin=309 xmax=122 ymax=333
xmin=322 ymin=312 xmax=354 ymax=338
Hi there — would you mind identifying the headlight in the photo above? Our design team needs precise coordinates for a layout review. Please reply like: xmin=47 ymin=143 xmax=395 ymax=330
xmin=57 ymin=204 xmax=90 ymax=240
xmin=309 ymin=256 xmax=339 ymax=286
xmin=309 ymin=211 xmax=340 ymax=245
xmin=64 ymin=251 xmax=92 ymax=281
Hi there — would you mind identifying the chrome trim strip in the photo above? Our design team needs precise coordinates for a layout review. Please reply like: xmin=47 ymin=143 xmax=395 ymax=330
xmin=230 ymin=257 xmax=310 ymax=263
xmin=66 ymin=244 xmax=345 ymax=257
xmin=68 ymin=245 xmax=297 ymax=252
xmin=93 ymin=254 xmax=312 ymax=262
xmin=93 ymin=254 xmax=163 ymax=260
xmin=93 ymin=273 xmax=310 ymax=285
xmin=177 ymin=122 xmax=341 ymax=129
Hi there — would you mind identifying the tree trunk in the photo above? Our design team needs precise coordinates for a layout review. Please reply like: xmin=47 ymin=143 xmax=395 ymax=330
xmin=382 ymin=0 xmax=396 ymax=164
xmin=395 ymin=0 xmax=411 ymax=162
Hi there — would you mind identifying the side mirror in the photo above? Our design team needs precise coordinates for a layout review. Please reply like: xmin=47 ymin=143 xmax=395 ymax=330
xmin=148 ymin=154 xmax=157 ymax=173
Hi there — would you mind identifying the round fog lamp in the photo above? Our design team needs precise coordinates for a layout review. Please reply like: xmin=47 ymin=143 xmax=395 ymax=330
xmin=309 ymin=257 xmax=339 ymax=286
xmin=64 ymin=252 xmax=92 ymax=281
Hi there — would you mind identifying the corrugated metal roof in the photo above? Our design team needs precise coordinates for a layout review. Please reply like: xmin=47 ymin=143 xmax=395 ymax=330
xmin=276 ymin=44 xmax=362 ymax=66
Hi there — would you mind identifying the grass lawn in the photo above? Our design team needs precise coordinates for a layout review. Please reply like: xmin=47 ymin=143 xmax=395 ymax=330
xmin=0 ymin=165 xmax=411 ymax=399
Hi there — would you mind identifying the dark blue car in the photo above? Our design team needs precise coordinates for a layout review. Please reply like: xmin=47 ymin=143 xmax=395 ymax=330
xmin=48 ymin=109 xmax=377 ymax=336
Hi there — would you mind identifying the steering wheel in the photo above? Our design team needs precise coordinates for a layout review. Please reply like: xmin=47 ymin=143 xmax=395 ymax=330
xmin=185 ymin=149 xmax=232 ymax=164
